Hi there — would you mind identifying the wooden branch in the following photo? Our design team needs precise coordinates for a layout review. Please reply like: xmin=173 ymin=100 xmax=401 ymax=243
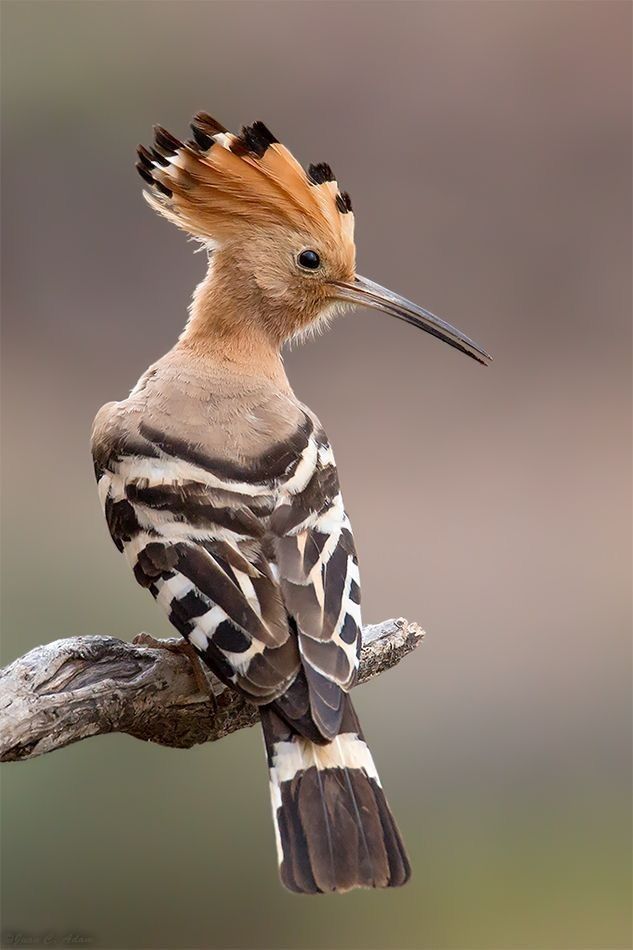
xmin=0 ymin=619 xmax=424 ymax=763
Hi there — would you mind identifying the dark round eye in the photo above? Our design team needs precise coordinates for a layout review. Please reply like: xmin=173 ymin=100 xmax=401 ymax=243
xmin=297 ymin=249 xmax=321 ymax=270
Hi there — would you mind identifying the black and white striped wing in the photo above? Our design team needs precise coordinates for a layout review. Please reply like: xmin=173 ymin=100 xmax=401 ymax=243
xmin=271 ymin=430 xmax=362 ymax=740
xmin=94 ymin=428 xmax=301 ymax=706
xmin=93 ymin=409 xmax=361 ymax=741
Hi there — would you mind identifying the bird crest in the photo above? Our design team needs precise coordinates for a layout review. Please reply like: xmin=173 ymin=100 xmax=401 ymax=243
xmin=136 ymin=113 xmax=354 ymax=253
xmin=135 ymin=111 xmax=491 ymax=364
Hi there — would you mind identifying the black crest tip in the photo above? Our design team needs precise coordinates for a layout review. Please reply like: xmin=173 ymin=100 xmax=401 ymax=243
xmin=150 ymin=147 xmax=170 ymax=167
xmin=190 ymin=124 xmax=214 ymax=151
xmin=153 ymin=125 xmax=181 ymax=156
xmin=228 ymin=136 xmax=250 ymax=158
xmin=234 ymin=120 xmax=278 ymax=159
xmin=136 ymin=163 xmax=155 ymax=187
xmin=192 ymin=112 xmax=228 ymax=136
xmin=136 ymin=145 xmax=154 ymax=170
xmin=136 ymin=162 xmax=172 ymax=198
xmin=308 ymin=162 xmax=336 ymax=185
xmin=154 ymin=179 xmax=173 ymax=198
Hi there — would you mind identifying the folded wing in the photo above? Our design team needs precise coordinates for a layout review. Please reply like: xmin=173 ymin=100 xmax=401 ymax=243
xmin=272 ymin=427 xmax=362 ymax=740
xmin=93 ymin=405 xmax=362 ymax=740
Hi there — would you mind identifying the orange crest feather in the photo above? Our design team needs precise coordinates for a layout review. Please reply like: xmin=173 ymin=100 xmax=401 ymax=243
xmin=136 ymin=114 xmax=354 ymax=251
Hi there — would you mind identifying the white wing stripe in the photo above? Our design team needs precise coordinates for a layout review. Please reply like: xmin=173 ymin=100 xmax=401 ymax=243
xmin=115 ymin=455 xmax=275 ymax=498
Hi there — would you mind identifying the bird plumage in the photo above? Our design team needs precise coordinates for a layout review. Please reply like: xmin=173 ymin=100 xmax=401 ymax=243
xmin=92 ymin=336 xmax=409 ymax=890
xmin=93 ymin=109 xmax=488 ymax=894
xmin=137 ymin=114 xmax=354 ymax=256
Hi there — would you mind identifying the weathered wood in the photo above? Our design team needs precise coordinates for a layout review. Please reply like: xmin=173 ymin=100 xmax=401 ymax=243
xmin=0 ymin=619 xmax=424 ymax=762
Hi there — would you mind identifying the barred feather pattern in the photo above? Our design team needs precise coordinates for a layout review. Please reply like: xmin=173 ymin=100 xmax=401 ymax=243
xmin=261 ymin=701 xmax=410 ymax=893
xmin=95 ymin=104 xmax=411 ymax=894
xmin=93 ymin=360 xmax=410 ymax=891
xmin=95 ymin=410 xmax=361 ymax=732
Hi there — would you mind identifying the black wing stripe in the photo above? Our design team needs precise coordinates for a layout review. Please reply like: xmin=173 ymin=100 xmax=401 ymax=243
xmin=96 ymin=415 xmax=362 ymax=743
xmin=144 ymin=556 xmax=299 ymax=703
xmin=271 ymin=464 xmax=338 ymax=534
xmin=126 ymin=481 xmax=271 ymax=535
xmin=138 ymin=417 xmax=313 ymax=483
xmin=174 ymin=543 xmax=286 ymax=646
xmin=105 ymin=497 xmax=143 ymax=551
xmin=321 ymin=542 xmax=350 ymax=640
xmin=168 ymin=589 xmax=210 ymax=632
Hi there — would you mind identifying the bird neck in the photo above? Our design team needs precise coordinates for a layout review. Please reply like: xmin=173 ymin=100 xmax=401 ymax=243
xmin=179 ymin=256 xmax=287 ymax=382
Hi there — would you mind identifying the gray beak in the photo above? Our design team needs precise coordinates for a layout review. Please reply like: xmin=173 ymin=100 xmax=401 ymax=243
xmin=332 ymin=274 xmax=492 ymax=366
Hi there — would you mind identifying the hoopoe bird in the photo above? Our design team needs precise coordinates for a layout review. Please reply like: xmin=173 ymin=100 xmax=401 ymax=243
xmin=92 ymin=112 xmax=491 ymax=895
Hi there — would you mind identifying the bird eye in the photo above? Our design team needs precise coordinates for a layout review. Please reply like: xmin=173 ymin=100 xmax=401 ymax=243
xmin=297 ymin=249 xmax=321 ymax=270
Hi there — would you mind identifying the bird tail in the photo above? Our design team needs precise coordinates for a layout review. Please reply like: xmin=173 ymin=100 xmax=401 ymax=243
xmin=260 ymin=698 xmax=411 ymax=894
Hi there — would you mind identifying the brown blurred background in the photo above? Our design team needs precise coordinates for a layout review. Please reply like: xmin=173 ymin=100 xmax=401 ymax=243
xmin=1 ymin=2 xmax=631 ymax=948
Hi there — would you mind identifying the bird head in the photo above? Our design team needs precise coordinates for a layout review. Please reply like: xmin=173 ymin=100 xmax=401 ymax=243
xmin=137 ymin=114 xmax=491 ymax=364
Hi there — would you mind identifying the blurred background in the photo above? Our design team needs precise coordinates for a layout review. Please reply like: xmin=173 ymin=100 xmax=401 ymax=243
xmin=1 ymin=2 xmax=631 ymax=948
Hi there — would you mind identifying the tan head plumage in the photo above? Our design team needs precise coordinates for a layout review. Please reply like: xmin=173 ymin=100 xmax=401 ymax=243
xmin=135 ymin=112 xmax=492 ymax=363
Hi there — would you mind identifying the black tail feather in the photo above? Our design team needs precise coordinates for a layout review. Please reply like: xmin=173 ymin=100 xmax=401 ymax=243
xmin=260 ymin=699 xmax=411 ymax=894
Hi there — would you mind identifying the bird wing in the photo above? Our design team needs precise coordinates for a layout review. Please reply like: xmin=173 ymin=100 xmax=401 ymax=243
xmin=93 ymin=409 xmax=305 ymax=706
xmin=271 ymin=424 xmax=362 ymax=740
xmin=93 ymin=403 xmax=361 ymax=738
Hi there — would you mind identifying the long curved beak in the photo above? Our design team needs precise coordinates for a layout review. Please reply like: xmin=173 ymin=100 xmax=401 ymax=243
xmin=332 ymin=274 xmax=492 ymax=366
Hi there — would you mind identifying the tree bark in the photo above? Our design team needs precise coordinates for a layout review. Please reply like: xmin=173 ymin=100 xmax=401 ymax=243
xmin=0 ymin=618 xmax=424 ymax=763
